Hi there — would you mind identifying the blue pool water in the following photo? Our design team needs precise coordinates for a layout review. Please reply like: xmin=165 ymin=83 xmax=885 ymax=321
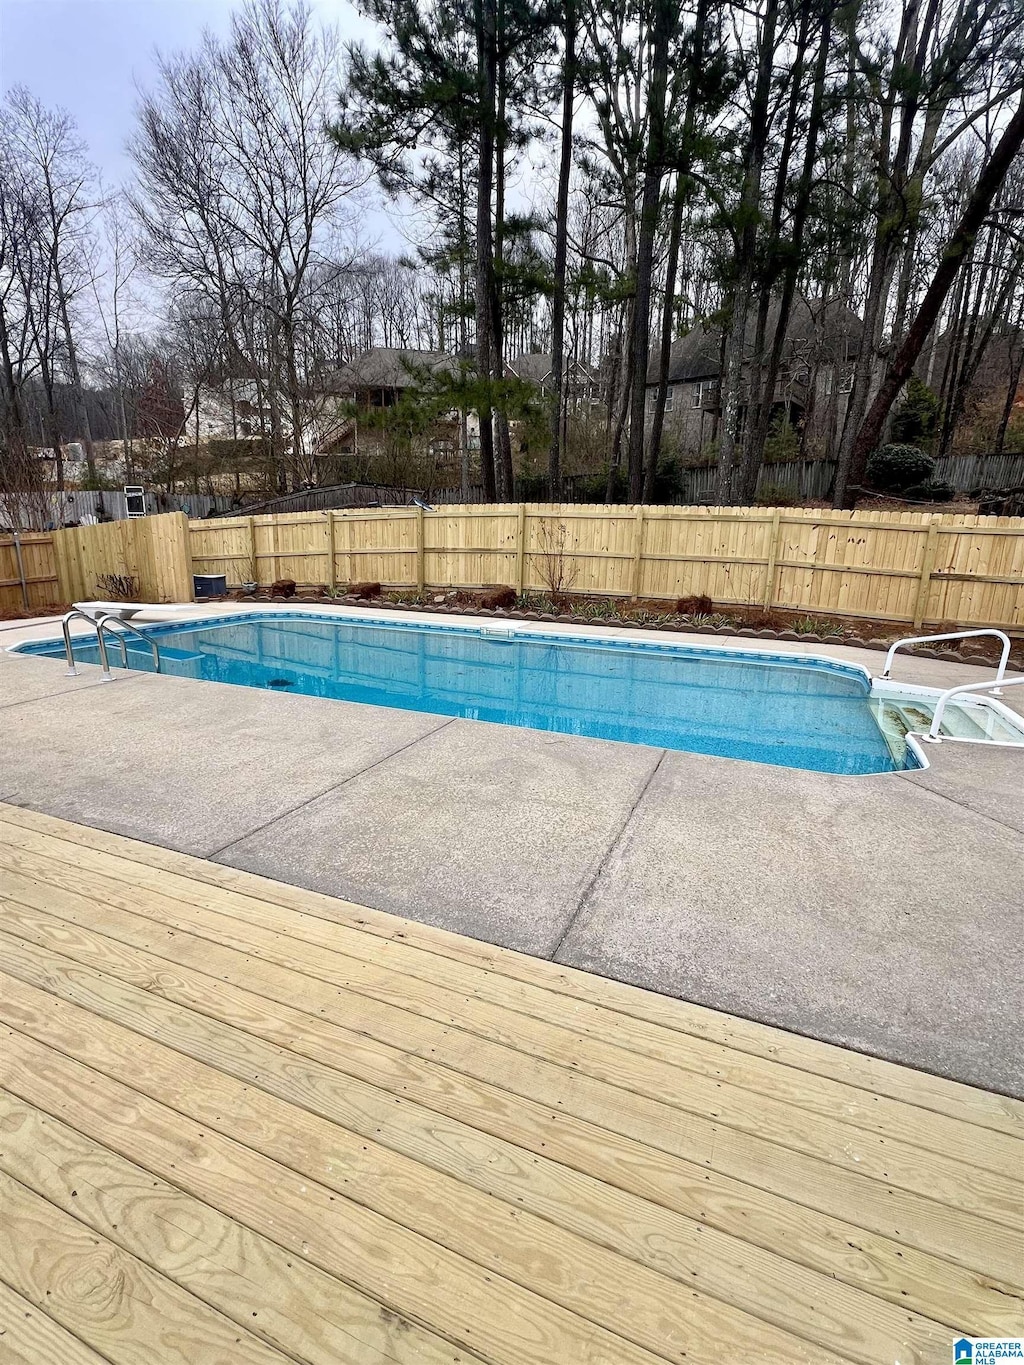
xmin=21 ymin=612 xmax=910 ymax=775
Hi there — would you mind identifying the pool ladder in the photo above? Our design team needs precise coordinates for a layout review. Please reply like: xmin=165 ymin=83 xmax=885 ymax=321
xmin=62 ymin=610 xmax=162 ymax=680
xmin=879 ymin=628 xmax=1024 ymax=742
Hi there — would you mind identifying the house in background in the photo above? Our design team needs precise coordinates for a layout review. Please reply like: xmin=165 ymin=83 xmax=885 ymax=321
xmin=645 ymin=297 xmax=862 ymax=459
xmin=319 ymin=347 xmax=479 ymax=471
xmin=506 ymin=352 xmax=604 ymax=411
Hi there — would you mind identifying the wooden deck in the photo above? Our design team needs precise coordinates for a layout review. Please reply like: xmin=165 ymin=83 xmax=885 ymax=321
xmin=0 ymin=803 xmax=1020 ymax=1364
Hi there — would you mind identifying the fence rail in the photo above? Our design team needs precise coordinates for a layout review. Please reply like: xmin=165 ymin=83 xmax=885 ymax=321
xmin=7 ymin=504 xmax=1016 ymax=631
xmin=184 ymin=503 xmax=1024 ymax=631
xmin=0 ymin=534 xmax=61 ymax=613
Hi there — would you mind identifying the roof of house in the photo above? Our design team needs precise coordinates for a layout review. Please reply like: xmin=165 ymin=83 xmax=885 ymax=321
xmin=507 ymin=352 xmax=602 ymax=388
xmin=328 ymin=348 xmax=458 ymax=393
xmin=646 ymin=298 xmax=863 ymax=386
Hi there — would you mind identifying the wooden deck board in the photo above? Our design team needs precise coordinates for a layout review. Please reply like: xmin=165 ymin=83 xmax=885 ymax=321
xmin=1 ymin=894 xmax=1015 ymax=1337
xmin=0 ymin=804 xmax=1021 ymax=1364
xmin=3 ymin=862 xmax=1020 ymax=1289
xmin=0 ymin=1280 xmax=110 ymax=1365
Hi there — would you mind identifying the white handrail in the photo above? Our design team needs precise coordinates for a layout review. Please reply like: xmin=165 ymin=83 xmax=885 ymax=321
xmin=882 ymin=629 xmax=1011 ymax=688
xmin=924 ymin=675 xmax=1024 ymax=741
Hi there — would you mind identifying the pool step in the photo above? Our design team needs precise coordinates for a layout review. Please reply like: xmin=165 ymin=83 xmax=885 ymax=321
xmin=876 ymin=698 xmax=1024 ymax=757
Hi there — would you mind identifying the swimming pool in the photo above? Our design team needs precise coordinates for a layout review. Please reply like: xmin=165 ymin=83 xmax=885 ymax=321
xmin=18 ymin=610 xmax=919 ymax=775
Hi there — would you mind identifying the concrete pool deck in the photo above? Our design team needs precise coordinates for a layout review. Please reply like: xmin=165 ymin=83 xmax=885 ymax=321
xmin=2 ymin=603 xmax=1023 ymax=1096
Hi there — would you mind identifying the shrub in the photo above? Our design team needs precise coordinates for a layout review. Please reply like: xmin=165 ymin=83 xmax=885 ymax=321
xmin=755 ymin=482 xmax=800 ymax=507
xmin=891 ymin=378 xmax=939 ymax=447
xmin=95 ymin=572 xmax=139 ymax=601
xmin=762 ymin=415 xmax=800 ymax=464
xmin=902 ymin=479 xmax=955 ymax=503
xmin=677 ymin=593 xmax=714 ymax=615
xmin=865 ymin=443 xmax=935 ymax=493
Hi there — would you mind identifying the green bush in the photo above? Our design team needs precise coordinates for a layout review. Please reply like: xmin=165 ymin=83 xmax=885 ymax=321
xmin=755 ymin=482 xmax=800 ymax=507
xmin=762 ymin=415 xmax=800 ymax=464
xmin=865 ymin=443 xmax=935 ymax=492
xmin=891 ymin=378 xmax=939 ymax=447
xmin=902 ymin=479 xmax=955 ymax=503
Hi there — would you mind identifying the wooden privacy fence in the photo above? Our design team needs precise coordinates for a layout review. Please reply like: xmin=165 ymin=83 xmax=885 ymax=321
xmin=186 ymin=504 xmax=1024 ymax=631
xmin=16 ymin=504 xmax=1020 ymax=631
xmin=0 ymin=534 xmax=61 ymax=613
xmin=50 ymin=513 xmax=194 ymax=605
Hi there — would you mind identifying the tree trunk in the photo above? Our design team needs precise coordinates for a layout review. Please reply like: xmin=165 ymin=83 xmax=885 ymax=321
xmin=626 ymin=0 xmax=674 ymax=502
xmin=474 ymin=0 xmax=498 ymax=501
xmin=548 ymin=0 xmax=576 ymax=499
xmin=714 ymin=0 xmax=779 ymax=503
xmin=842 ymin=95 xmax=1024 ymax=495
xmin=738 ymin=2 xmax=831 ymax=501
xmin=644 ymin=0 xmax=710 ymax=501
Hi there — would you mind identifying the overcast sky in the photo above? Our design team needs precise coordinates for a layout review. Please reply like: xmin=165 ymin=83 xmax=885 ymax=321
xmin=0 ymin=0 xmax=407 ymax=248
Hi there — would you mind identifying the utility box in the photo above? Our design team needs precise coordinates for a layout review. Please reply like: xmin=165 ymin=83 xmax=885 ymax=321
xmin=193 ymin=573 xmax=227 ymax=599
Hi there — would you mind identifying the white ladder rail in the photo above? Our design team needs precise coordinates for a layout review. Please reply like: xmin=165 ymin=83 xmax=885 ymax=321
xmin=923 ymin=675 xmax=1024 ymax=742
xmin=61 ymin=610 xmax=162 ymax=679
xmin=881 ymin=629 xmax=1011 ymax=691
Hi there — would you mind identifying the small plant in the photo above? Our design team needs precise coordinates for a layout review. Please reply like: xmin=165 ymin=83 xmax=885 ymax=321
xmin=866 ymin=443 xmax=935 ymax=493
xmin=761 ymin=415 xmax=800 ymax=464
xmin=95 ymin=572 xmax=139 ymax=601
xmin=891 ymin=377 xmax=939 ymax=447
xmin=240 ymin=540 xmax=259 ymax=592
xmin=755 ymin=482 xmax=800 ymax=507
xmin=789 ymin=614 xmax=843 ymax=638
xmin=535 ymin=518 xmax=579 ymax=606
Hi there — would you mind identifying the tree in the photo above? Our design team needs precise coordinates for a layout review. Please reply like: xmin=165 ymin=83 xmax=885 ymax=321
xmin=832 ymin=0 xmax=1024 ymax=506
xmin=546 ymin=0 xmax=577 ymax=496
xmin=842 ymin=93 xmax=1024 ymax=491
xmin=0 ymin=87 xmax=99 ymax=485
xmin=131 ymin=0 xmax=359 ymax=490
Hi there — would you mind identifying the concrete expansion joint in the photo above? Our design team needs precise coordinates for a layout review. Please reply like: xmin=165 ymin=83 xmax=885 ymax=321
xmin=205 ymin=715 xmax=459 ymax=860
xmin=902 ymin=774 xmax=1024 ymax=840
xmin=547 ymin=749 xmax=668 ymax=963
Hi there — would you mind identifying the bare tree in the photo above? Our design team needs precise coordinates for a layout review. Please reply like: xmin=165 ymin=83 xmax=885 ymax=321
xmin=1 ymin=87 xmax=100 ymax=482
xmin=130 ymin=0 xmax=361 ymax=489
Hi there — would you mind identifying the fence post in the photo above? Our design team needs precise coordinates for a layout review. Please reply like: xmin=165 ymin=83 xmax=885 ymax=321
xmin=762 ymin=509 xmax=782 ymax=609
xmin=326 ymin=512 xmax=336 ymax=594
xmin=912 ymin=518 xmax=940 ymax=630
xmin=415 ymin=505 xmax=425 ymax=592
xmin=630 ymin=504 xmax=645 ymax=600
xmin=11 ymin=532 xmax=29 ymax=611
xmin=176 ymin=512 xmax=195 ymax=602
xmin=515 ymin=503 xmax=527 ymax=594
xmin=245 ymin=517 xmax=257 ymax=588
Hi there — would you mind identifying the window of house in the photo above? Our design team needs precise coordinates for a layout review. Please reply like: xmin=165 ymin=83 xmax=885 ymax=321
xmin=647 ymin=388 xmax=657 ymax=413
xmin=838 ymin=369 xmax=854 ymax=394
xmin=665 ymin=386 xmax=674 ymax=412
xmin=691 ymin=382 xmax=703 ymax=408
